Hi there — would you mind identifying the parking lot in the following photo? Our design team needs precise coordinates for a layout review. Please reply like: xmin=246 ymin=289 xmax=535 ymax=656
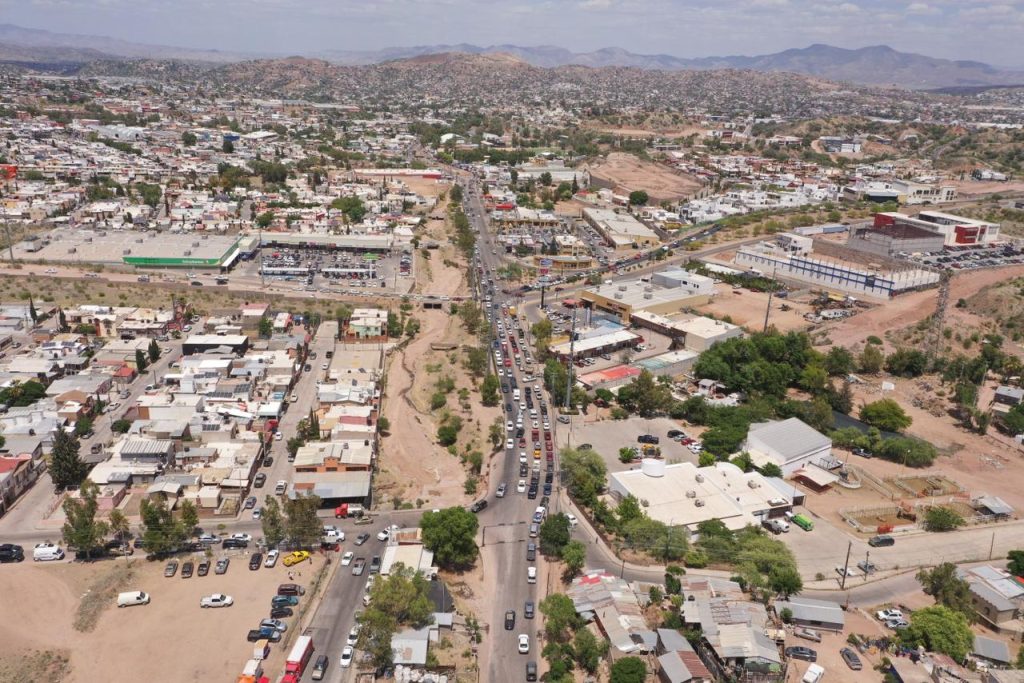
xmin=908 ymin=243 xmax=1024 ymax=271
xmin=560 ymin=414 xmax=701 ymax=473
xmin=0 ymin=547 xmax=321 ymax=682
xmin=235 ymin=246 xmax=414 ymax=294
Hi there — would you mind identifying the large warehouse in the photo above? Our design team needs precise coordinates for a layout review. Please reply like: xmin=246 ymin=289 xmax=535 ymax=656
xmin=580 ymin=267 xmax=716 ymax=323
xmin=17 ymin=228 xmax=245 ymax=270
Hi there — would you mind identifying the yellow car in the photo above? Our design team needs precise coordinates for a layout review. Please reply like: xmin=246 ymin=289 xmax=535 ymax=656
xmin=282 ymin=551 xmax=311 ymax=567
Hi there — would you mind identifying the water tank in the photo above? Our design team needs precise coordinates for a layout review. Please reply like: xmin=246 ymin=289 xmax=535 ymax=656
xmin=641 ymin=458 xmax=665 ymax=477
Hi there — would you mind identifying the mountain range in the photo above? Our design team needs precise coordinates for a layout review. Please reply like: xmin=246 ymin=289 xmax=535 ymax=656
xmin=1 ymin=23 xmax=1022 ymax=90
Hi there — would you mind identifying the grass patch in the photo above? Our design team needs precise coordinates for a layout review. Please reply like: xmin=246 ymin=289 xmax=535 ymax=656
xmin=0 ymin=649 xmax=72 ymax=681
xmin=74 ymin=563 xmax=135 ymax=632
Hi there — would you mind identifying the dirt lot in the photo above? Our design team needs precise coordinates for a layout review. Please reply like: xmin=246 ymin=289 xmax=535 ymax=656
xmin=696 ymin=285 xmax=814 ymax=333
xmin=0 ymin=551 xmax=322 ymax=682
xmin=822 ymin=263 xmax=1024 ymax=351
xmin=585 ymin=152 xmax=702 ymax=202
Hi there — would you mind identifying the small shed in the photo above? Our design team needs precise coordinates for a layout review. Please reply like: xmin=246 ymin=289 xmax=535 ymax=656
xmin=198 ymin=485 xmax=221 ymax=509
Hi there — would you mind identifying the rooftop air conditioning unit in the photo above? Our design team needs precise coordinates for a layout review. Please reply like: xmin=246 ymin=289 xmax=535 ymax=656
xmin=183 ymin=250 xmax=191 ymax=256
xmin=618 ymin=285 xmax=627 ymax=292
xmin=192 ymin=241 xmax=200 ymax=248
xmin=695 ymin=499 xmax=705 ymax=507
xmin=122 ymin=249 xmax=131 ymax=255
xmin=643 ymin=293 xmax=653 ymax=299
xmin=748 ymin=480 xmax=760 ymax=488
xmin=695 ymin=473 xmax=704 ymax=483
xmin=136 ymin=238 xmax=144 ymax=243
xmin=685 ymin=490 xmax=696 ymax=498
xmin=614 ymin=293 xmax=623 ymax=300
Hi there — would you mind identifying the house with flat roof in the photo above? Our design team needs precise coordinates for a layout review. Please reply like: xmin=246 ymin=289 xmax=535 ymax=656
xmin=743 ymin=418 xmax=832 ymax=476
xmin=773 ymin=597 xmax=845 ymax=632
xmin=958 ymin=565 xmax=1024 ymax=633
xmin=583 ymin=207 xmax=660 ymax=250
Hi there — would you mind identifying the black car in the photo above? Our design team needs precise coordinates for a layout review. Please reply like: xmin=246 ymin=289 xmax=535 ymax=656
xmin=270 ymin=606 xmax=294 ymax=619
xmin=785 ymin=646 xmax=817 ymax=662
xmin=469 ymin=499 xmax=488 ymax=513
xmin=249 ymin=553 xmax=263 ymax=570
xmin=197 ymin=560 xmax=210 ymax=576
xmin=311 ymin=654 xmax=329 ymax=681
xmin=501 ymin=383 xmax=509 ymax=393
xmin=0 ymin=543 xmax=25 ymax=562
xmin=369 ymin=556 xmax=382 ymax=574
xmin=504 ymin=610 xmax=516 ymax=630
xmin=254 ymin=473 xmax=267 ymax=488
xmin=543 ymin=483 xmax=552 ymax=496
xmin=667 ymin=429 xmax=684 ymax=438
xmin=637 ymin=434 xmax=660 ymax=445
xmin=524 ymin=601 xmax=535 ymax=619
xmin=519 ymin=464 xmax=529 ymax=477
xmin=263 ymin=456 xmax=274 ymax=467
xmin=222 ymin=538 xmax=248 ymax=549
xmin=527 ymin=487 xmax=538 ymax=499
xmin=181 ymin=561 xmax=194 ymax=578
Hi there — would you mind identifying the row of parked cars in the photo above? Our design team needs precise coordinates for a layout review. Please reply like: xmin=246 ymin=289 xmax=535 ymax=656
xmin=247 ymin=584 xmax=307 ymax=642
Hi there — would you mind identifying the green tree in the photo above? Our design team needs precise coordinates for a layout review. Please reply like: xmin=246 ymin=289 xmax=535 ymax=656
xmin=283 ymin=493 xmax=323 ymax=548
xmin=331 ymin=195 xmax=367 ymax=223
xmin=258 ymin=316 xmax=273 ymax=338
xmin=74 ymin=417 xmax=93 ymax=437
xmin=182 ymin=131 xmax=197 ymax=146
xmin=260 ymin=496 xmax=286 ymax=547
xmin=357 ymin=605 xmax=397 ymax=670
xmin=886 ymin=348 xmax=929 ymax=378
xmin=860 ymin=398 xmax=912 ymax=432
xmin=377 ymin=416 xmax=391 ymax=435
xmin=769 ymin=565 xmax=803 ymax=597
xmin=540 ymin=593 xmax=581 ymax=642
xmin=449 ymin=184 xmax=464 ymax=204
xmin=539 ymin=171 xmax=553 ymax=186
xmin=924 ymin=506 xmax=965 ymax=532
xmin=255 ymin=211 xmax=275 ymax=229
xmin=561 ymin=447 xmax=607 ymax=507
xmin=61 ymin=480 xmax=110 ymax=559
xmin=222 ymin=138 xmax=234 ymax=153
xmin=628 ymin=190 xmax=649 ymax=206
xmin=562 ymin=540 xmax=586 ymax=580
xmin=0 ymin=380 xmax=47 ymax=407
xmin=616 ymin=495 xmax=645 ymax=527
xmin=1008 ymin=550 xmax=1024 ymax=577
xmin=148 ymin=338 xmax=161 ymax=363
xmin=824 ymin=346 xmax=854 ymax=376
xmin=540 ymin=513 xmax=571 ymax=557
xmin=481 ymin=374 xmax=500 ymax=406
xmin=139 ymin=498 xmax=186 ymax=556
xmin=531 ymin=319 xmax=553 ymax=350
xmin=179 ymin=499 xmax=199 ymax=535
xmin=420 ymin=507 xmax=479 ymax=569
xmin=368 ymin=562 xmax=435 ymax=628
xmin=135 ymin=349 xmax=148 ymax=373
xmin=108 ymin=508 xmax=130 ymax=541
xmin=899 ymin=605 xmax=974 ymax=662
xmin=610 ymin=656 xmax=646 ymax=683
xmin=798 ymin=363 xmax=829 ymax=394
xmin=858 ymin=344 xmax=885 ymax=374
xmin=916 ymin=562 xmax=974 ymax=618
xmin=573 ymin=627 xmax=607 ymax=674
xmin=1002 ymin=404 xmax=1024 ymax=435
xmin=619 ymin=369 xmax=673 ymax=417
xmin=50 ymin=429 xmax=87 ymax=491
xmin=29 ymin=298 xmax=37 ymax=324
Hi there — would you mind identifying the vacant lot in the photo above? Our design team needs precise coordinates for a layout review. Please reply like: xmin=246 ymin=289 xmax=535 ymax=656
xmin=0 ymin=551 xmax=323 ymax=682
xmin=586 ymin=152 xmax=702 ymax=202
xmin=696 ymin=285 xmax=813 ymax=333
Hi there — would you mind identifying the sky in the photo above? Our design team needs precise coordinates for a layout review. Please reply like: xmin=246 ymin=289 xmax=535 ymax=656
xmin=3 ymin=0 xmax=1024 ymax=66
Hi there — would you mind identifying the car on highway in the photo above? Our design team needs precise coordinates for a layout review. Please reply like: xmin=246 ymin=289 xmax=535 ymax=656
xmin=369 ymin=556 xmax=382 ymax=574
xmin=200 ymin=593 xmax=233 ymax=608
xmin=517 ymin=479 xmax=527 ymax=493
xmin=469 ymin=499 xmax=488 ymax=513
xmin=264 ymin=549 xmax=279 ymax=568
xmin=841 ymin=647 xmax=863 ymax=670
xmin=505 ymin=610 xmax=516 ymax=630
xmin=518 ymin=634 xmax=530 ymax=654
xmin=352 ymin=558 xmax=366 ymax=575
xmin=340 ymin=646 xmax=354 ymax=668
xmin=785 ymin=646 xmax=817 ymax=662
xmin=355 ymin=533 xmax=370 ymax=546
xmin=311 ymin=654 xmax=329 ymax=681
xmin=496 ymin=482 xmax=507 ymax=498
xmin=341 ymin=551 xmax=355 ymax=566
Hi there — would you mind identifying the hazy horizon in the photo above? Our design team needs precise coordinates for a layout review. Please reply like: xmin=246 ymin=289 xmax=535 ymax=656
xmin=2 ymin=0 xmax=1023 ymax=67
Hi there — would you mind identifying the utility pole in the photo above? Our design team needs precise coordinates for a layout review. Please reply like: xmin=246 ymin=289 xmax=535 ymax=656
xmin=762 ymin=259 xmax=778 ymax=333
xmin=839 ymin=540 xmax=853 ymax=590
xmin=564 ymin=307 xmax=578 ymax=412
xmin=989 ymin=530 xmax=996 ymax=561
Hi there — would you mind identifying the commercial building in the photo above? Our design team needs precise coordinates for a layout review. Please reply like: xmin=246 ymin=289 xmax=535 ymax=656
xmin=842 ymin=180 xmax=957 ymax=205
xmin=873 ymin=210 xmax=1001 ymax=247
xmin=734 ymin=238 xmax=940 ymax=299
xmin=847 ymin=222 xmax=946 ymax=257
xmin=182 ymin=334 xmax=250 ymax=356
xmin=549 ymin=328 xmax=640 ymax=361
xmin=19 ymin=228 xmax=245 ymax=269
xmin=634 ymin=349 xmax=700 ymax=378
xmin=608 ymin=460 xmax=796 ymax=533
xmin=743 ymin=418 xmax=832 ymax=476
xmin=583 ymin=208 xmax=660 ymax=250
xmin=580 ymin=269 xmax=715 ymax=323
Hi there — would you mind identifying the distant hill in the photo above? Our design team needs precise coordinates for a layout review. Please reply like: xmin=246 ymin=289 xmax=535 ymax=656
xmin=1 ymin=23 xmax=1022 ymax=89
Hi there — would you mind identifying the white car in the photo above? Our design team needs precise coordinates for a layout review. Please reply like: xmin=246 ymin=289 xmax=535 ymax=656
xmin=566 ymin=513 xmax=578 ymax=527
xmin=506 ymin=421 xmax=514 ymax=432
xmin=877 ymin=609 xmax=904 ymax=621
xmin=341 ymin=551 xmax=355 ymax=566
xmin=347 ymin=624 xmax=361 ymax=646
xmin=264 ymin=550 xmax=279 ymax=568
xmin=505 ymin=439 xmax=514 ymax=450
xmin=377 ymin=524 xmax=399 ymax=542
xmin=252 ymin=508 xmax=262 ymax=520
xmin=835 ymin=566 xmax=859 ymax=578
xmin=274 ymin=431 xmax=283 ymax=441
xmin=517 ymin=480 xmax=527 ymax=493
xmin=518 ymin=634 xmax=530 ymax=654
xmin=229 ymin=533 xmax=252 ymax=543
xmin=340 ymin=646 xmax=354 ymax=667
xmin=260 ymin=618 xmax=288 ymax=632
xmin=200 ymin=594 xmax=233 ymax=608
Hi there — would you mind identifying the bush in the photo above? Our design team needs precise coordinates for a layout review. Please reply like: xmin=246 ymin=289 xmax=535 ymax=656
xmin=860 ymin=398 xmax=912 ymax=432
xmin=924 ymin=506 xmax=965 ymax=532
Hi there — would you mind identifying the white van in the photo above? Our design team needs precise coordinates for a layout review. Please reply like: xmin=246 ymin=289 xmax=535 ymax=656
xmin=32 ymin=542 xmax=64 ymax=561
xmin=527 ymin=566 xmax=537 ymax=584
xmin=802 ymin=663 xmax=825 ymax=683
xmin=117 ymin=591 xmax=150 ymax=608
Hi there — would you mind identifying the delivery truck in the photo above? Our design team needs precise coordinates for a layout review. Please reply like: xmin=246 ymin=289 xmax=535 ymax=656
xmin=281 ymin=634 xmax=315 ymax=683
xmin=334 ymin=503 xmax=365 ymax=518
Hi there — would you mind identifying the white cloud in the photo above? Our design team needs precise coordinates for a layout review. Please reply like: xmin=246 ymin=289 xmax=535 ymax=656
xmin=906 ymin=2 xmax=939 ymax=15
xmin=837 ymin=3 xmax=861 ymax=13
xmin=578 ymin=0 xmax=614 ymax=8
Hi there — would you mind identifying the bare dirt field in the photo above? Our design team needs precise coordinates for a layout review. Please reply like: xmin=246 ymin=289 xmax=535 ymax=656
xmin=951 ymin=179 xmax=1024 ymax=197
xmin=583 ymin=123 xmax=705 ymax=138
xmin=821 ymin=264 xmax=1024 ymax=351
xmin=585 ymin=152 xmax=702 ymax=202
xmin=696 ymin=286 xmax=813 ymax=333
xmin=0 ymin=552 xmax=324 ymax=682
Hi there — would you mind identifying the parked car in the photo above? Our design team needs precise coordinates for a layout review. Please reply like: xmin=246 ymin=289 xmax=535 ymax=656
xmin=259 ymin=618 xmax=287 ymax=633
xmin=283 ymin=551 xmax=311 ymax=567
xmin=840 ymin=648 xmax=863 ymax=671
xmin=876 ymin=609 xmax=904 ymax=622
xmin=200 ymin=593 xmax=233 ymax=608
xmin=271 ymin=595 xmax=299 ymax=608
xmin=270 ymin=606 xmax=293 ymax=619
xmin=246 ymin=627 xmax=281 ymax=643
xmin=196 ymin=560 xmax=210 ymax=577
xmin=794 ymin=628 xmax=822 ymax=643
xmin=355 ymin=533 xmax=370 ymax=546
xmin=340 ymin=646 xmax=354 ymax=668
xmin=181 ymin=561 xmax=194 ymax=578
xmin=164 ymin=561 xmax=179 ymax=577
xmin=785 ymin=646 xmax=817 ymax=662
xmin=264 ymin=549 xmax=279 ymax=568
xmin=214 ymin=558 xmax=230 ymax=575
xmin=277 ymin=583 xmax=305 ymax=596
xmin=249 ymin=553 xmax=263 ymax=571
xmin=369 ymin=556 xmax=382 ymax=574
xmin=469 ymin=499 xmax=488 ymax=513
